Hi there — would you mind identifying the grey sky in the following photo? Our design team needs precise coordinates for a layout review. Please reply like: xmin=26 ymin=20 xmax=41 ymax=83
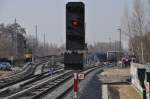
xmin=0 ymin=0 xmax=133 ymax=48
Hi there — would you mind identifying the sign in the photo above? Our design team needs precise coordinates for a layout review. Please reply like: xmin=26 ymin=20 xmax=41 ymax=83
xmin=66 ymin=2 xmax=85 ymax=50
xmin=65 ymin=2 xmax=85 ymax=70
xmin=78 ymin=73 xmax=85 ymax=80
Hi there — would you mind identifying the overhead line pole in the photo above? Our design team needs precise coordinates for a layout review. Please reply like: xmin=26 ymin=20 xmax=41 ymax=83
xmin=109 ymin=37 xmax=111 ymax=51
xmin=33 ymin=24 xmax=38 ymax=59
xmin=14 ymin=18 xmax=18 ymax=59
xmin=44 ymin=33 xmax=46 ymax=56
xmin=118 ymin=28 xmax=122 ymax=60
xmin=35 ymin=25 xmax=38 ymax=46
xmin=44 ymin=33 xmax=45 ymax=49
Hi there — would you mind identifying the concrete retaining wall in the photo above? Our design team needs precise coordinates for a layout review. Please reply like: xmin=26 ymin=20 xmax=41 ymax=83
xmin=130 ymin=63 xmax=145 ymax=92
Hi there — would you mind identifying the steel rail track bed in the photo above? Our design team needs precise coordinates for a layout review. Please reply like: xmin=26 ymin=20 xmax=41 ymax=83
xmin=4 ymin=70 xmax=72 ymax=99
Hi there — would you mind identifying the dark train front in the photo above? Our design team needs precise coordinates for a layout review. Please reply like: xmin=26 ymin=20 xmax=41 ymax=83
xmin=25 ymin=51 xmax=32 ymax=62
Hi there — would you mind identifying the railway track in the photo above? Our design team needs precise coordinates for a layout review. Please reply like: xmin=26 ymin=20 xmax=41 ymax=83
xmin=3 ymin=70 xmax=71 ymax=99
xmin=0 ymin=63 xmax=35 ymax=87
xmin=0 ymin=54 xmax=59 ymax=86
xmin=0 ymin=60 xmax=48 ymax=88
xmin=55 ymin=67 xmax=98 ymax=99
xmin=2 ymin=66 xmax=98 ymax=99
xmin=0 ymin=55 xmax=64 ymax=96
xmin=0 ymin=67 xmax=64 ymax=97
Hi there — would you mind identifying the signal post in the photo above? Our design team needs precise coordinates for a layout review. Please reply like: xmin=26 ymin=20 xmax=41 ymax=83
xmin=64 ymin=2 xmax=85 ymax=99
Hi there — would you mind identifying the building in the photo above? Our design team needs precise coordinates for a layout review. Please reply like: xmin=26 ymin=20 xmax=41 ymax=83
xmin=0 ymin=32 xmax=25 ymax=60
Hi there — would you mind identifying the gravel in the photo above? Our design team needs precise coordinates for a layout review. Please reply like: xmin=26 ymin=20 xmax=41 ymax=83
xmin=44 ymin=77 xmax=74 ymax=99
xmin=64 ymin=68 xmax=103 ymax=99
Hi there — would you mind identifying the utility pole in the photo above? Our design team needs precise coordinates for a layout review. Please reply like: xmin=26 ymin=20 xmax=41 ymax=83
xmin=14 ymin=18 xmax=17 ymax=24
xmin=115 ymin=40 xmax=117 ymax=66
xmin=34 ymin=25 xmax=38 ymax=56
xmin=118 ymin=28 xmax=122 ymax=52
xmin=43 ymin=33 xmax=46 ymax=56
xmin=44 ymin=33 xmax=45 ymax=49
xmin=35 ymin=25 xmax=38 ymax=46
xmin=14 ymin=18 xmax=18 ymax=59
xmin=109 ymin=37 xmax=111 ymax=51
xmin=118 ymin=28 xmax=122 ymax=60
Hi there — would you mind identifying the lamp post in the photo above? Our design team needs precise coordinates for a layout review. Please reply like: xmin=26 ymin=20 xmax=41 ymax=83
xmin=117 ymin=28 xmax=122 ymax=60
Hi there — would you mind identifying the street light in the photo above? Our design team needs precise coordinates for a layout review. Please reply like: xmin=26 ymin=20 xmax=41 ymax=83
xmin=117 ymin=28 xmax=122 ymax=60
xmin=117 ymin=28 xmax=122 ymax=52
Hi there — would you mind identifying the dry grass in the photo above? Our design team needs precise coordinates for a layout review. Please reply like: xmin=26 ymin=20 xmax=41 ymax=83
xmin=101 ymin=68 xmax=141 ymax=99
xmin=101 ymin=68 xmax=130 ymax=77
xmin=109 ymin=85 xmax=141 ymax=99
xmin=0 ymin=71 xmax=14 ymax=79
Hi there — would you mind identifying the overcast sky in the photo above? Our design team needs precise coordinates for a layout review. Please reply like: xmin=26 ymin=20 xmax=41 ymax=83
xmin=0 ymin=0 xmax=133 ymax=48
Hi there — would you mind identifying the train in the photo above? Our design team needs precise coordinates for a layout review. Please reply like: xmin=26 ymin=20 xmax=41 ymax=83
xmin=25 ymin=52 xmax=32 ymax=62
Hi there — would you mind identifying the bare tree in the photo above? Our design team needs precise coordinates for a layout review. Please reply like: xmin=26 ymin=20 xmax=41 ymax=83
xmin=122 ymin=0 xmax=147 ymax=63
xmin=0 ymin=23 xmax=26 ymax=60
xmin=88 ymin=41 xmax=121 ymax=53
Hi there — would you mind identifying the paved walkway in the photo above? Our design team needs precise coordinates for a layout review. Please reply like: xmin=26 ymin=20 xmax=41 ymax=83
xmin=79 ymin=68 xmax=103 ymax=99
xmin=99 ymin=68 xmax=141 ymax=99
xmin=63 ymin=68 xmax=103 ymax=99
